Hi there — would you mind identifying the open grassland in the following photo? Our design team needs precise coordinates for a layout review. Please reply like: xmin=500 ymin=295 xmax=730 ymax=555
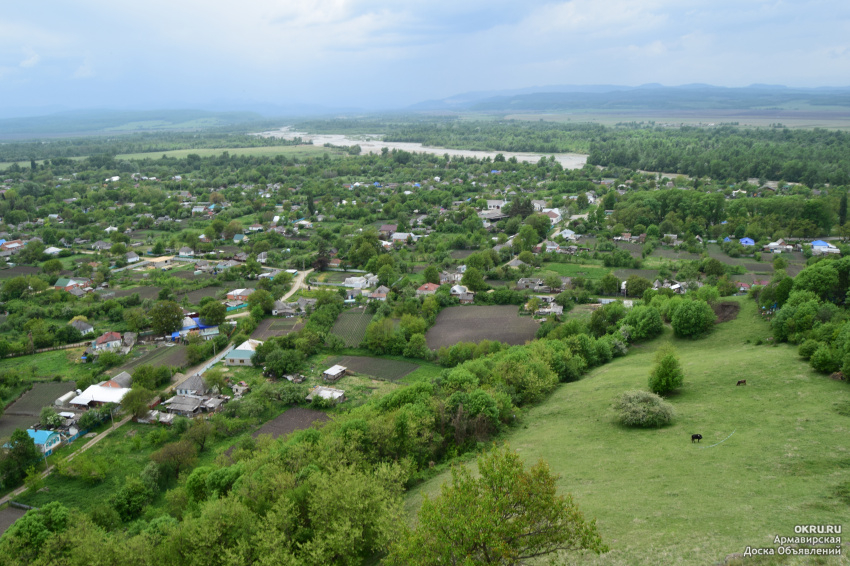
xmin=0 ymin=348 xmax=92 ymax=383
xmin=408 ymin=297 xmax=850 ymax=565
xmin=542 ymin=262 xmax=609 ymax=280
xmin=324 ymin=355 xmax=419 ymax=382
xmin=115 ymin=145 xmax=343 ymax=161
xmin=426 ymin=305 xmax=538 ymax=349
xmin=330 ymin=307 xmax=371 ymax=347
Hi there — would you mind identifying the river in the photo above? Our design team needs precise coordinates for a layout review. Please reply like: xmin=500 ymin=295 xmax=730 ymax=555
xmin=253 ymin=127 xmax=588 ymax=170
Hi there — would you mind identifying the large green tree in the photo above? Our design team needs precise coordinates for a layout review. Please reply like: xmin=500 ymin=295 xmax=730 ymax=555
xmin=1 ymin=428 xmax=42 ymax=487
xmin=388 ymin=444 xmax=607 ymax=565
xmin=648 ymin=344 xmax=684 ymax=394
xmin=149 ymin=300 xmax=184 ymax=336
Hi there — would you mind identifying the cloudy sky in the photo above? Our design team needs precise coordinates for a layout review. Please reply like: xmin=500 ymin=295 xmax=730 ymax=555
xmin=1 ymin=0 xmax=848 ymax=116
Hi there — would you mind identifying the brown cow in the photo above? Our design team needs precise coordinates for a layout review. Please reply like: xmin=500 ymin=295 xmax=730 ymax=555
xmin=736 ymin=380 xmax=747 ymax=386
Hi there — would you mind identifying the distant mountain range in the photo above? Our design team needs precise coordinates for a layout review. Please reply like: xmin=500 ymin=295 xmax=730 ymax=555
xmin=409 ymin=84 xmax=850 ymax=112
xmin=4 ymin=84 xmax=850 ymax=138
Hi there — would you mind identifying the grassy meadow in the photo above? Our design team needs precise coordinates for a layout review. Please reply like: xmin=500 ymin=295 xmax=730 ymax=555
xmin=406 ymin=296 xmax=850 ymax=565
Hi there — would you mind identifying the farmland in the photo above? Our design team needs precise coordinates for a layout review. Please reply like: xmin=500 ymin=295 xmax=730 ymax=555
xmin=541 ymin=262 xmax=609 ymax=280
xmin=252 ymin=407 xmax=329 ymax=440
xmin=113 ymin=343 xmax=188 ymax=373
xmin=408 ymin=298 xmax=850 ymax=565
xmin=0 ymin=348 xmax=92 ymax=384
xmin=324 ymin=355 xmax=419 ymax=382
xmin=251 ymin=317 xmax=304 ymax=340
xmin=329 ymin=307 xmax=371 ymax=347
xmin=425 ymin=305 xmax=539 ymax=350
xmin=175 ymin=286 xmax=225 ymax=304
xmin=5 ymin=381 xmax=77 ymax=417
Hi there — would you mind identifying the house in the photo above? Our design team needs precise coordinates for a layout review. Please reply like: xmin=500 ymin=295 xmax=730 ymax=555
xmin=27 ymin=429 xmax=62 ymax=456
xmin=391 ymin=232 xmax=414 ymax=244
xmin=416 ymin=283 xmax=440 ymax=296
xmin=542 ymin=209 xmax=562 ymax=224
xmin=328 ymin=257 xmax=342 ymax=268
xmin=536 ymin=303 xmax=564 ymax=317
xmin=273 ymin=301 xmax=297 ymax=317
xmin=70 ymin=382 xmax=131 ymax=408
xmin=505 ymin=258 xmax=528 ymax=269
xmin=148 ymin=256 xmax=174 ymax=269
xmin=531 ymin=199 xmax=547 ymax=211
xmin=111 ymin=371 xmax=133 ymax=388
xmin=811 ymin=240 xmax=841 ymax=255
xmin=343 ymin=273 xmax=379 ymax=288
xmin=486 ymin=200 xmax=507 ymax=211
xmin=178 ymin=247 xmax=194 ymax=258
xmin=257 ymin=252 xmax=268 ymax=264
xmin=450 ymin=284 xmax=475 ymax=304
xmin=378 ymin=224 xmax=397 ymax=238
xmin=125 ymin=251 xmax=140 ymax=263
xmin=176 ymin=374 xmax=208 ymax=396
xmin=94 ymin=331 xmax=122 ymax=350
xmin=225 ymin=339 xmax=263 ymax=366
xmin=163 ymin=395 xmax=203 ymax=417
xmin=323 ymin=365 xmax=348 ymax=382
xmin=70 ymin=319 xmax=94 ymax=335
xmin=44 ymin=246 xmax=63 ymax=256
xmin=233 ymin=234 xmax=248 ymax=244
xmin=91 ymin=240 xmax=111 ymax=251
xmin=227 ymin=288 xmax=255 ymax=301
xmin=307 ymin=386 xmax=346 ymax=403
xmin=739 ymin=237 xmax=755 ymax=247
xmin=370 ymin=285 xmax=390 ymax=301
xmin=439 ymin=271 xmax=462 ymax=285
xmin=54 ymin=277 xmax=87 ymax=292
xmin=516 ymin=278 xmax=548 ymax=292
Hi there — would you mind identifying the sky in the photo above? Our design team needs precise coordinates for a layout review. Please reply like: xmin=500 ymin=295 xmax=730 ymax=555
xmin=1 ymin=0 xmax=848 ymax=116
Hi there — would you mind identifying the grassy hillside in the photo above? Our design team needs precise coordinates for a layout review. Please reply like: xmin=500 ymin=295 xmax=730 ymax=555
xmin=406 ymin=297 xmax=850 ymax=565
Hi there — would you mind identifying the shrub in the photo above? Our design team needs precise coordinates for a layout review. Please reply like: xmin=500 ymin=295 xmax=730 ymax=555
xmin=810 ymin=344 xmax=839 ymax=374
xmin=614 ymin=390 xmax=675 ymax=428
xmin=798 ymin=339 xmax=821 ymax=360
xmin=671 ymin=300 xmax=715 ymax=338
xmin=648 ymin=344 xmax=684 ymax=394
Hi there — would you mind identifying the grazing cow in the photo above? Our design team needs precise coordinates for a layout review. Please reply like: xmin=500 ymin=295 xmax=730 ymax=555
xmin=736 ymin=379 xmax=747 ymax=386
xmin=691 ymin=434 xmax=702 ymax=443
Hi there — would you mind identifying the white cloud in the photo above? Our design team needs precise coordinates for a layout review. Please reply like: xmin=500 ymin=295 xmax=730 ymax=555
xmin=19 ymin=53 xmax=40 ymax=68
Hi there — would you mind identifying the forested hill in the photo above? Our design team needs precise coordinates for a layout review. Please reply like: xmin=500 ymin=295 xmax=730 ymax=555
xmin=383 ymin=122 xmax=850 ymax=186
xmin=412 ymin=84 xmax=850 ymax=112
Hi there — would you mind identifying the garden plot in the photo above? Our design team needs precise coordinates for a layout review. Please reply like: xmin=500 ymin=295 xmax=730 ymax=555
xmin=330 ymin=307 xmax=371 ymax=347
xmin=324 ymin=355 xmax=419 ymax=382
xmin=425 ymin=305 xmax=538 ymax=350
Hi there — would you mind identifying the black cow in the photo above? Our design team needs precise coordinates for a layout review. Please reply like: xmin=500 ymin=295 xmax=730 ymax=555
xmin=691 ymin=434 xmax=703 ymax=443
xmin=736 ymin=379 xmax=747 ymax=386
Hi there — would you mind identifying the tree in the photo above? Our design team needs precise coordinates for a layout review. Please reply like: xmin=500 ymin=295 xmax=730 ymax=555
xmin=247 ymin=289 xmax=274 ymax=314
xmin=671 ymin=299 xmax=715 ymax=338
xmin=151 ymin=439 xmax=197 ymax=479
xmin=186 ymin=419 xmax=214 ymax=452
xmin=199 ymin=301 xmax=227 ymax=326
xmin=39 ymin=407 xmax=63 ymax=428
xmin=122 ymin=388 xmax=154 ymax=420
xmin=544 ymin=274 xmax=563 ymax=292
xmin=840 ymin=192 xmax=848 ymax=228
xmin=648 ymin=344 xmax=684 ymax=394
xmin=0 ymin=501 xmax=69 ymax=564
xmin=41 ymin=259 xmax=63 ymax=275
xmin=148 ymin=300 xmax=183 ymax=336
xmin=600 ymin=272 xmax=620 ymax=295
xmin=423 ymin=265 xmax=440 ymax=285
xmin=461 ymin=267 xmax=487 ymax=292
xmin=625 ymin=275 xmax=652 ymax=298
xmin=387 ymin=444 xmax=607 ymax=565
xmin=264 ymin=348 xmax=305 ymax=377
xmin=1 ymin=429 xmax=42 ymax=487
xmin=123 ymin=307 xmax=148 ymax=332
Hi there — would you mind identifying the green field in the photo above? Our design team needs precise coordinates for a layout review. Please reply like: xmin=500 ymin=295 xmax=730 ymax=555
xmin=407 ymin=297 xmax=850 ymax=565
xmin=542 ymin=262 xmax=610 ymax=280
xmin=330 ymin=307 xmax=372 ymax=347
xmin=115 ymin=145 xmax=343 ymax=161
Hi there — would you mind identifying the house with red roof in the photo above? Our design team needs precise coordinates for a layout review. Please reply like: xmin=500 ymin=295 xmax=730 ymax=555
xmin=94 ymin=331 xmax=122 ymax=351
xmin=416 ymin=283 xmax=440 ymax=296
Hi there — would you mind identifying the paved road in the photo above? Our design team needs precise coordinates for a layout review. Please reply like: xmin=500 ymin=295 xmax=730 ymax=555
xmin=0 ymin=414 xmax=133 ymax=507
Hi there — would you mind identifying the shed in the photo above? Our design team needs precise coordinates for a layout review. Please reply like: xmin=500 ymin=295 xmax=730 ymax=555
xmin=323 ymin=365 xmax=347 ymax=382
xmin=306 ymin=386 xmax=346 ymax=404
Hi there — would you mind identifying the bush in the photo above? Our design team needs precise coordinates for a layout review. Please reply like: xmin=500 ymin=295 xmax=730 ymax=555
xmin=614 ymin=390 xmax=675 ymax=428
xmin=810 ymin=344 xmax=839 ymax=373
xmin=798 ymin=339 xmax=821 ymax=360
xmin=671 ymin=300 xmax=715 ymax=338
xmin=648 ymin=344 xmax=684 ymax=394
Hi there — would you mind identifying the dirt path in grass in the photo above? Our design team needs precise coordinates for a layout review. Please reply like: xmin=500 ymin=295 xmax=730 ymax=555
xmin=224 ymin=269 xmax=313 ymax=321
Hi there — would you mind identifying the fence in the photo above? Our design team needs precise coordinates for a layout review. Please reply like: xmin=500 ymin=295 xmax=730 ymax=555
xmin=2 ymin=340 xmax=91 ymax=360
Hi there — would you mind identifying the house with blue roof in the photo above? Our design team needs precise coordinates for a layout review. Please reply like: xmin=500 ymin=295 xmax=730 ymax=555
xmin=723 ymin=236 xmax=731 ymax=243
xmin=739 ymin=237 xmax=755 ymax=246
xmin=28 ymin=429 xmax=62 ymax=456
